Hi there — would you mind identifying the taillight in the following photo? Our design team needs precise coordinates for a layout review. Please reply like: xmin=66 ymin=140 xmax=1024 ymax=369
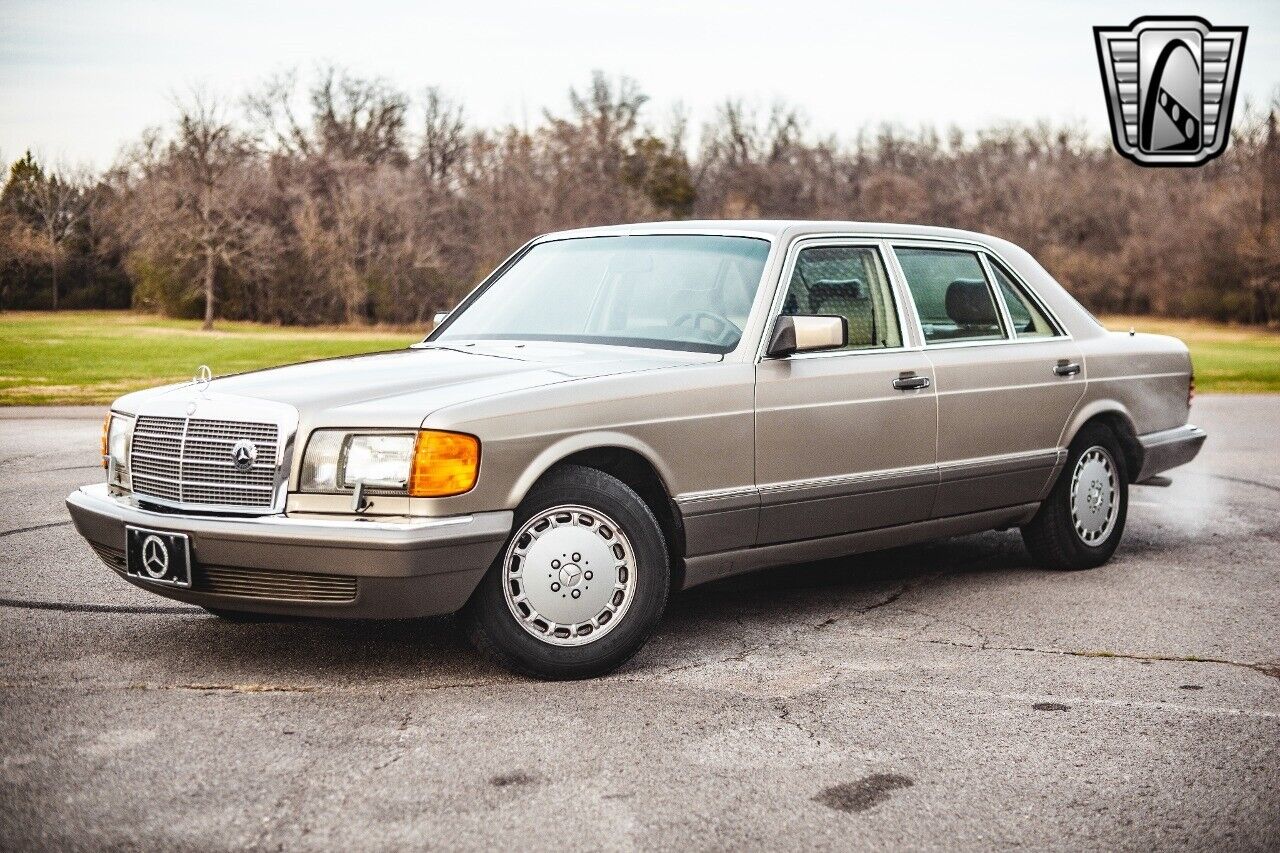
xmin=1188 ymin=369 xmax=1195 ymax=408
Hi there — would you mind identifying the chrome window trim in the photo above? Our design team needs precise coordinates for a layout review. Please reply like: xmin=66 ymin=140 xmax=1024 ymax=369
xmin=890 ymin=240 xmax=1013 ymax=346
xmin=754 ymin=230 xmax=1079 ymax=363
xmin=979 ymin=251 xmax=1068 ymax=340
xmin=425 ymin=230 xmax=781 ymax=361
xmin=756 ymin=236 xmax=915 ymax=363
xmin=886 ymin=238 xmax=1075 ymax=349
xmin=979 ymin=252 xmax=1020 ymax=339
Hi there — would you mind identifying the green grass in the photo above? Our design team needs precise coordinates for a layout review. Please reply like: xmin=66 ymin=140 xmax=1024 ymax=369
xmin=1101 ymin=315 xmax=1280 ymax=393
xmin=1 ymin=310 xmax=1277 ymax=405
xmin=0 ymin=311 xmax=420 ymax=405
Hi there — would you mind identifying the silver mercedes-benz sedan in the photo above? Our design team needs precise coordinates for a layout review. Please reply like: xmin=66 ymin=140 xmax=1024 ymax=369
xmin=67 ymin=221 xmax=1206 ymax=678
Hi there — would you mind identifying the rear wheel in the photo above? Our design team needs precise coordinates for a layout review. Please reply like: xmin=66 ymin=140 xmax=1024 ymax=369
xmin=1022 ymin=423 xmax=1129 ymax=570
xmin=463 ymin=465 xmax=670 ymax=679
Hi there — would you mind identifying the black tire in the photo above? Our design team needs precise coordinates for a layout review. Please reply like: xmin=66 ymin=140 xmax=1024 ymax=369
xmin=463 ymin=464 xmax=671 ymax=680
xmin=1022 ymin=423 xmax=1129 ymax=570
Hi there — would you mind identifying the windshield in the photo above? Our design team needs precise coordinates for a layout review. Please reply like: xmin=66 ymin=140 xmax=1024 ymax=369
xmin=434 ymin=235 xmax=772 ymax=354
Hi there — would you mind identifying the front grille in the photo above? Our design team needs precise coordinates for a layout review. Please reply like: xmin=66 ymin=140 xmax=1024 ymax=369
xmin=195 ymin=566 xmax=358 ymax=603
xmin=90 ymin=542 xmax=126 ymax=572
xmin=130 ymin=415 xmax=280 ymax=511
xmin=88 ymin=541 xmax=357 ymax=604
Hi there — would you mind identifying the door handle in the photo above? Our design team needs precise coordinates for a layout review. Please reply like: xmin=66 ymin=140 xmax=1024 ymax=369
xmin=1053 ymin=361 xmax=1082 ymax=377
xmin=892 ymin=373 xmax=931 ymax=391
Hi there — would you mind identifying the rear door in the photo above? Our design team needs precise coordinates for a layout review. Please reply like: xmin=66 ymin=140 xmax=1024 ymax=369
xmin=754 ymin=239 xmax=939 ymax=544
xmin=890 ymin=242 xmax=1086 ymax=517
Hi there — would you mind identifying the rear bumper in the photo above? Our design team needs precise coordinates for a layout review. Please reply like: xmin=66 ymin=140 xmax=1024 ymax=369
xmin=65 ymin=483 xmax=512 ymax=619
xmin=1136 ymin=424 xmax=1207 ymax=482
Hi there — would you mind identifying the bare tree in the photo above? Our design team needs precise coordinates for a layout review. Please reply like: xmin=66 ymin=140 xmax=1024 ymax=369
xmin=17 ymin=161 xmax=90 ymax=309
xmin=420 ymin=87 xmax=467 ymax=184
xmin=125 ymin=94 xmax=254 ymax=329
xmin=8 ymin=70 xmax=1280 ymax=327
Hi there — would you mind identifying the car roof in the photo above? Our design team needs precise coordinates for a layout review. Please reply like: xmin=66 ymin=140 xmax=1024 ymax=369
xmin=533 ymin=219 xmax=1106 ymax=342
xmin=538 ymin=220 xmax=1002 ymax=244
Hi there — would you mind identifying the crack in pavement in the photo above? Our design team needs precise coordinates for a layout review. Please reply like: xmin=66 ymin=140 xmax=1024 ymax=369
xmin=848 ymin=630 xmax=1280 ymax=681
xmin=862 ymin=681 xmax=1280 ymax=720
xmin=774 ymin=698 xmax=821 ymax=743
xmin=649 ymin=579 xmax=921 ymax=679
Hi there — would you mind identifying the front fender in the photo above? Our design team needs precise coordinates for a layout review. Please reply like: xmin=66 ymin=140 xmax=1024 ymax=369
xmin=506 ymin=431 xmax=678 ymax=508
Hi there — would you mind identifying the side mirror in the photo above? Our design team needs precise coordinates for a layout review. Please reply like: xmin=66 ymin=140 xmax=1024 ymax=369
xmin=766 ymin=315 xmax=848 ymax=358
xmin=432 ymin=311 xmax=450 ymax=327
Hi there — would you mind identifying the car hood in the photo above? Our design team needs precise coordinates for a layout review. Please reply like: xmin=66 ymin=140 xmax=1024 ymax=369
xmin=115 ymin=341 xmax=720 ymax=428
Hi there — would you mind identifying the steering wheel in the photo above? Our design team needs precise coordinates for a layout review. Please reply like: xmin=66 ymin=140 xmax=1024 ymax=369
xmin=673 ymin=310 xmax=740 ymax=343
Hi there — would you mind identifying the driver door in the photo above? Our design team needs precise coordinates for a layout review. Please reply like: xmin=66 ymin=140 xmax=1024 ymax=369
xmin=754 ymin=240 xmax=939 ymax=545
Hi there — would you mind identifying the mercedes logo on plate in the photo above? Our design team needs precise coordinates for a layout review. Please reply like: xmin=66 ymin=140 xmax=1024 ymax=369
xmin=141 ymin=535 xmax=169 ymax=579
xmin=231 ymin=439 xmax=258 ymax=471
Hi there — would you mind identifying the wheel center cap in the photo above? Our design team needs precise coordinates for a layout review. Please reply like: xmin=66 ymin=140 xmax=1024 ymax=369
xmin=558 ymin=564 xmax=583 ymax=587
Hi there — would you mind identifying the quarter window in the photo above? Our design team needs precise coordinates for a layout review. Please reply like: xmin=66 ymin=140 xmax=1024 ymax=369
xmin=781 ymin=246 xmax=902 ymax=350
xmin=989 ymin=258 xmax=1058 ymax=339
xmin=895 ymin=248 xmax=1005 ymax=344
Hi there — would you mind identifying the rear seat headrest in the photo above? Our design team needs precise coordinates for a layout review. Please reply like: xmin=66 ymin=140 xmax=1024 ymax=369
xmin=945 ymin=278 xmax=996 ymax=325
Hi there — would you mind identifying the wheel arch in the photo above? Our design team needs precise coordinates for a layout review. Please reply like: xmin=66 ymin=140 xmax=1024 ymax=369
xmin=511 ymin=435 xmax=686 ymax=588
xmin=1062 ymin=401 xmax=1144 ymax=482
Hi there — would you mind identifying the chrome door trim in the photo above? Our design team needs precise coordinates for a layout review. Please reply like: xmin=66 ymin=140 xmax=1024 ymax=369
xmin=756 ymin=461 xmax=940 ymax=506
xmin=936 ymin=448 xmax=1066 ymax=483
xmin=675 ymin=485 xmax=760 ymax=515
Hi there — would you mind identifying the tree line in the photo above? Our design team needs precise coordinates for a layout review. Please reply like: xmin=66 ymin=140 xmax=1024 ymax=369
xmin=2 ymin=69 xmax=1278 ymax=328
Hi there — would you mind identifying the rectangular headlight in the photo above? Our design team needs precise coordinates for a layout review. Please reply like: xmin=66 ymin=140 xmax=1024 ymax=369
xmin=342 ymin=434 xmax=416 ymax=488
xmin=300 ymin=431 xmax=416 ymax=492
xmin=105 ymin=413 xmax=132 ymax=489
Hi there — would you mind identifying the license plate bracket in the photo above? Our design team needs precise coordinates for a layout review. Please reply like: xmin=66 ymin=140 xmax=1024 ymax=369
xmin=125 ymin=526 xmax=192 ymax=588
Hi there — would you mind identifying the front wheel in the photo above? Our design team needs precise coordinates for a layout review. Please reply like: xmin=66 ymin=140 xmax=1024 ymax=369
xmin=463 ymin=465 xmax=671 ymax=679
xmin=1021 ymin=423 xmax=1129 ymax=570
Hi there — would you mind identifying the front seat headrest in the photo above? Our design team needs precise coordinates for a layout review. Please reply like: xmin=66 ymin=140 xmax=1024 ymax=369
xmin=945 ymin=278 xmax=996 ymax=326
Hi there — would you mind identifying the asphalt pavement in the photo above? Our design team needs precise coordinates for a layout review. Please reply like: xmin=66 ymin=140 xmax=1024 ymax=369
xmin=1 ymin=396 xmax=1277 ymax=850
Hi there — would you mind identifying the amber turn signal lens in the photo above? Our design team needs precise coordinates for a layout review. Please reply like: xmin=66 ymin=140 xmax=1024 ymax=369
xmin=101 ymin=414 xmax=111 ymax=468
xmin=408 ymin=430 xmax=480 ymax=497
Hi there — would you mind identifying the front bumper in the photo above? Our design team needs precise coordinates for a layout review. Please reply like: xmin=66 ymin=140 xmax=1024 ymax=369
xmin=1136 ymin=424 xmax=1207 ymax=482
xmin=66 ymin=483 xmax=512 ymax=619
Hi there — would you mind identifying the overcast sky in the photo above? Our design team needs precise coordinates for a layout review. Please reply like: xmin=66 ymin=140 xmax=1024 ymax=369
xmin=2 ymin=0 xmax=1278 ymax=169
